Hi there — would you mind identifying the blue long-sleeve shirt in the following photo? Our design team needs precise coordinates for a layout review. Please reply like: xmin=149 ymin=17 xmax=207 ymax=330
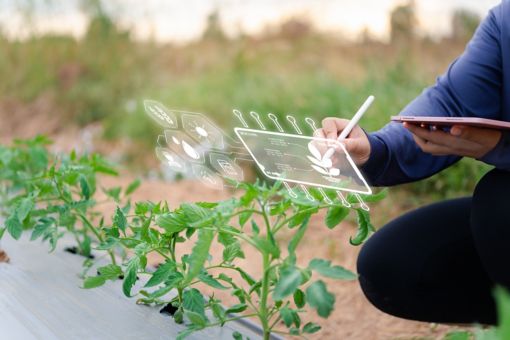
xmin=362 ymin=0 xmax=510 ymax=186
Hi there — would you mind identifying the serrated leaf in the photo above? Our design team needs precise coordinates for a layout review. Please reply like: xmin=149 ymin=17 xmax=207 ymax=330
xmin=6 ymin=215 xmax=22 ymax=240
xmin=182 ymin=288 xmax=206 ymax=317
xmin=123 ymin=257 xmax=140 ymax=297
xmin=308 ymin=259 xmax=357 ymax=280
xmin=145 ymin=260 xmax=176 ymax=287
xmin=251 ymin=220 xmax=260 ymax=234
xmin=325 ymin=206 xmax=349 ymax=229
xmin=306 ymin=280 xmax=335 ymax=318
xmin=97 ymin=264 xmax=123 ymax=280
xmin=238 ymin=210 xmax=252 ymax=227
xmin=79 ymin=176 xmax=91 ymax=200
xmin=125 ymin=178 xmax=141 ymax=195
xmin=223 ymin=243 xmax=245 ymax=263
xmin=113 ymin=206 xmax=127 ymax=233
xmin=185 ymin=311 xmax=207 ymax=327
xmin=273 ymin=266 xmax=302 ymax=301
xmin=252 ymin=236 xmax=279 ymax=258
xmin=30 ymin=218 xmax=54 ymax=241
xmin=279 ymin=307 xmax=294 ymax=327
xmin=184 ymin=229 xmax=214 ymax=285
xmin=288 ymin=215 xmax=310 ymax=255
xmin=303 ymin=322 xmax=321 ymax=334
xmin=181 ymin=203 xmax=211 ymax=224
xmin=83 ymin=276 xmax=106 ymax=289
xmin=156 ymin=213 xmax=186 ymax=234
xmin=198 ymin=273 xmax=228 ymax=290
xmin=17 ymin=197 xmax=35 ymax=222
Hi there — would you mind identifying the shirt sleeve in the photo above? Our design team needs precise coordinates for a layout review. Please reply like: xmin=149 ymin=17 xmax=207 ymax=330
xmin=361 ymin=5 xmax=503 ymax=186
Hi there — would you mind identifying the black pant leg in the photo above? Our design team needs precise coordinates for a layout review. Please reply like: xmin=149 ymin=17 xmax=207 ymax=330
xmin=357 ymin=197 xmax=497 ymax=324
xmin=471 ymin=168 xmax=510 ymax=289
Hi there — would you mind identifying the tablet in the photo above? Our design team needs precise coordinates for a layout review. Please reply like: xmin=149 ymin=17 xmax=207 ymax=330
xmin=391 ymin=116 xmax=510 ymax=130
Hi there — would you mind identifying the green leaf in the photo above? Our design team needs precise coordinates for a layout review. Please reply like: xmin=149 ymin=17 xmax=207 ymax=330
xmin=17 ymin=197 xmax=35 ymax=222
xmin=185 ymin=311 xmax=207 ymax=327
xmin=251 ymin=220 xmax=260 ymax=234
xmin=145 ymin=260 xmax=176 ymax=287
xmin=123 ymin=257 xmax=140 ymax=297
xmin=232 ymin=331 xmax=243 ymax=340
xmin=30 ymin=218 xmax=54 ymax=241
xmin=288 ymin=215 xmax=310 ymax=255
xmin=443 ymin=331 xmax=472 ymax=340
xmin=303 ymin=322 xmax=321 ymax=334
xmin=350 ymin=209 xmax=373 ymax=245
xmin=225 ymin=303 xmax=248 ymax=314
xmin=97 ymin=264 xmax=123 ymax=280
xmin=494 ymin=286 xmax=510 ymax=338
xmin=306 ymin=280 xmax=335 ymax=318
xmin=0 ymin=228 xmax=5 ymax=240
xmin=83 ymin=276 xmax=106 ymax=289
xmin=280 ymin=307 xmax=294 ymax=327
xmin=293 ymin=289 xmax=305 ymax=308
xmin=184 ymin=229 xmax=214 ymax=285
xmin=156 ymin=213 xmax=186 ymax=234
xmin=199 ymin=273 xmax=228 ymax=290
xmin=252 ymin=237 xmax=278 ymax=257
xmin=125 ymin=178 xmax=141 ymax=195
xmin=181 ymin=203 xmax=211 ymax=224
xmin=104 ymin=186 xmax=121 ymax=202
xmin=79 ymin=175 xmax=91 ymax=200
xmin=273 ymin=266 xmax=302 ymax=301
xmin=325 ymin=206 xmax=349 ymax=229
xmin=6 ymin=215 xmax=22 ymax=240
xmin=182 ymin=288 xmax=206 ymax=317
xmin=238 ymin=210 xmax=252 ymax=227
xmin=308 ymin=259 xmax=357 ymax=280
xmin=113 ymin=206 xmax=127 ymax=233
xmin=222 ymin=243 xmax=245 ymax=263
xmin=354 ymin=188 xmax=388 ymax=203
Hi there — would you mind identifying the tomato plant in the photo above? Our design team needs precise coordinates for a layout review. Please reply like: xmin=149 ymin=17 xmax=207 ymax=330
xmin=1 ymin=136 xmax=387 ymax=339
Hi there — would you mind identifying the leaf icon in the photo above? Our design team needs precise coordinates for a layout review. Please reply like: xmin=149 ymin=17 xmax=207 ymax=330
xmin=308 ymin=142 xmax=322 ymax=160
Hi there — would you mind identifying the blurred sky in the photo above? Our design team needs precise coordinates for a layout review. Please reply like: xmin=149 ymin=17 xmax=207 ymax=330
xmin=0 ymin=0 xmax=501 ymax=43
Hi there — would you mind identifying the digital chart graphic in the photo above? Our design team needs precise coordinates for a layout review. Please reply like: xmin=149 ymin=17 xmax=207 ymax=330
xmin=144 ymin=99 xmax=372 ymax=210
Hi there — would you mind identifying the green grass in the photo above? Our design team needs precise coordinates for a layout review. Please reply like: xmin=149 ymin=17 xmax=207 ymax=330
xmin=0 ymin=23 xmax=487 ymax=200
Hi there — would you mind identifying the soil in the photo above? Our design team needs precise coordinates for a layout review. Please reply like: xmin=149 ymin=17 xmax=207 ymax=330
xmin=99 ymin=175 xmax=472 ymax=340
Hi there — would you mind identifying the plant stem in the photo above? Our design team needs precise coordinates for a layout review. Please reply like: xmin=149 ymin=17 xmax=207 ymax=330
xmin=78 ymin=213 xmax=117 ymax=265
xmin=259 ymin=200 xmax=273 ymax=340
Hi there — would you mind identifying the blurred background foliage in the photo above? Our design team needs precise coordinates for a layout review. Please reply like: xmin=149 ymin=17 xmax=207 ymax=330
xmin=0 ymin=0 xmax=491 ymax=203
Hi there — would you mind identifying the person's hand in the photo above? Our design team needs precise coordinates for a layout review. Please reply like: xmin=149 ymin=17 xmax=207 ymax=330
xmin=404 ymin=123 xmax=502 ymax=158
xmin=315 ymin=117 xmax=371 ymax=166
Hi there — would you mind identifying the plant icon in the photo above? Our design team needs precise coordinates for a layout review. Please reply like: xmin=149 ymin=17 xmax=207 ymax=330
xmin=307 ymin=142 xmax=340 ymax=177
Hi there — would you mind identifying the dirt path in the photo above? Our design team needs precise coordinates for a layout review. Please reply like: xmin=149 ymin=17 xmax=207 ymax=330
xmin=99 ymin=175 xmax=470 ymax=340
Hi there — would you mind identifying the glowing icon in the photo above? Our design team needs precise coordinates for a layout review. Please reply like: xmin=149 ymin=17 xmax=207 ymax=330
xmin=300 ymin=184 xmax=315 ymax=201
xmin=283 ymin=181 xmax=298 ymax=198
xmin=233 ymin=109 xmax=249 ymax=128
xmin=192 ymin=164 xmax=224 ymax=190
xmin=336 ymin=191 xmax=351 ymax=208
xmin=307 ymin=142 xmax=340 ymax=177
xmin=250 ymin=111 xmax=266 ymax=130
xmin=182 ymin=114 xmax=225 ymax=149
xmin=268 ymin=113 xmax=284 ymax=132
xmin=144 ymin=100 xmax=178 ymax=129
xmin=155 ymin=147 xmax=186 ymax=171
xmin=305 ymin=117 xmax=319 ymax=132
xmin=164 ymin=130 xmax=204 ymax=163
xmin=286 ymin=115 xmax=302 ymax=134
xmin=209 ymin=153 xmax=244 ymax=181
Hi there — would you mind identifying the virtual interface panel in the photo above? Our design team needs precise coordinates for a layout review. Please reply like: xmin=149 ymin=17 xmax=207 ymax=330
xmin=234 ymin=128 xmax=371 ymax=194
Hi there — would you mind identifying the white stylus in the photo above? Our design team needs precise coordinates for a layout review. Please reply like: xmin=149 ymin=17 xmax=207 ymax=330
xmin=322 ymin=95 xmax=375 ymax=161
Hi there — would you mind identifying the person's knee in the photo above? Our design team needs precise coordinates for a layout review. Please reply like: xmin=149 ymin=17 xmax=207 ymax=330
xmin=473 ymin=169 xmax=510 ymax=213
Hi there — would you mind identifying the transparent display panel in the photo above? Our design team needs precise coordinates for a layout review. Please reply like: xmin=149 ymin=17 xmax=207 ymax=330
xmin=235 ymin=128 xmax=372 ymax=194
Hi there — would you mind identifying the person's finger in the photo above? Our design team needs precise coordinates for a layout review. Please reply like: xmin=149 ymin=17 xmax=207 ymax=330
xmin=405 ymin=123 xmax=461 ymax=147
xmin=450 ymin=125 xmax=500 ymax=144
xmin=412 ymin=134 xmax=453 ymax=155
xmin=322 ymin=118 xmax=340 ymax=140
